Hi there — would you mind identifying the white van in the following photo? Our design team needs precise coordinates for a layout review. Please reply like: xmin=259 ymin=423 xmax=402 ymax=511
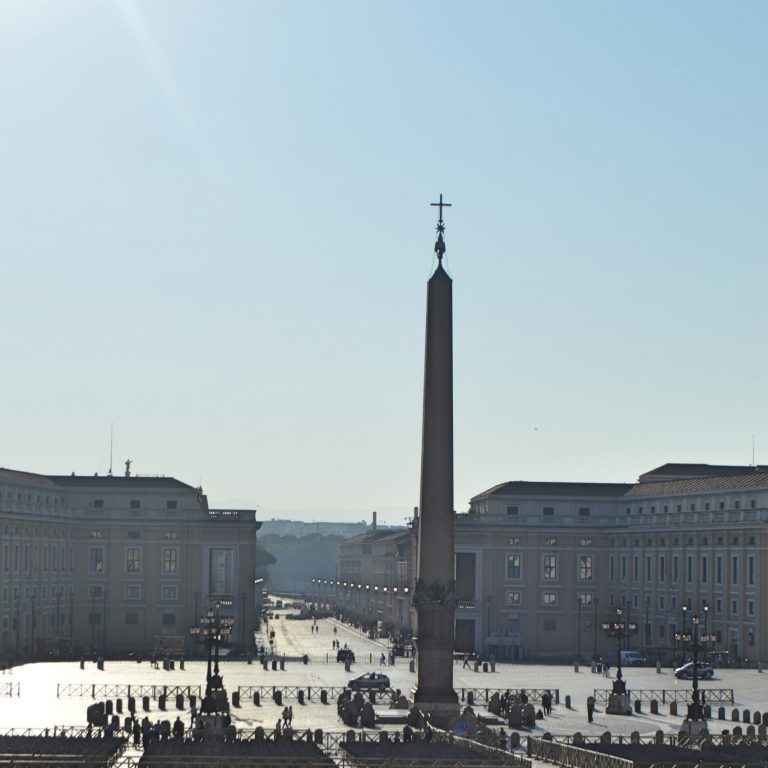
xmin=619 ymin=650 xmax=645 ymax=666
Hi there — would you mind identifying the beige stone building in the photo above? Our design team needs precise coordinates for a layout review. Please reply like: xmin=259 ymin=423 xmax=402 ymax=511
xmin=457 ymin=463 xmax=768 ymax=664
xmin=0 ymin=467 xmax=260 ymax=658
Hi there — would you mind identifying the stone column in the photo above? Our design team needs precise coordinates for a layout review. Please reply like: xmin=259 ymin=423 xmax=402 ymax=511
xmin=412 ymin=261 xmax=459 ymax=726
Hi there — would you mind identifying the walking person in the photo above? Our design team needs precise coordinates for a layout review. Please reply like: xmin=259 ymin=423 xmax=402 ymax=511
xmin=587 ymin=695 xmax=595 ymax=724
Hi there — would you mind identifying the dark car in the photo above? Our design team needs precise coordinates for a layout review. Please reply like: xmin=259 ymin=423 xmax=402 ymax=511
xmin=336 ymin=648 xmax=356 ymax=663
xmin=348 ymin=672 xmax=391 ymax=691
xmin=675 ymin=662 xmax=714 ymax=679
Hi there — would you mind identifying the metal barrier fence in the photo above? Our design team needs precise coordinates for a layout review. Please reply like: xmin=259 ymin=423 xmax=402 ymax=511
xmin=528 ymin=736 xmax=634 ymax=768
xmin=593 ymin=688 xmax=734 ymax=706
xmin=0 ymin=682 xmax=19 ymax=697
xmin=56 ymin=684 xmax=202 ymax=700
xmin=458 ymin=688 xmax=560 ymax=705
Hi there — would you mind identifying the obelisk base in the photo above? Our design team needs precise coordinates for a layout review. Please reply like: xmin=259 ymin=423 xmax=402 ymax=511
xmin=680 ymin=719 xmax=708 ymax=739
xmin=411 ymin=691 xmax=460 ymax=729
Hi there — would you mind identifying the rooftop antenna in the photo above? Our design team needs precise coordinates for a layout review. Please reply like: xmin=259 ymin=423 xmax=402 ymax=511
xmin=752 ymin=434 xmax=756 ymax=467
xmin=108 ymin=422 xmax=114 ymax=477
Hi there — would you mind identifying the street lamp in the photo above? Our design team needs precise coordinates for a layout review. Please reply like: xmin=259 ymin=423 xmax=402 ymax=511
xmin=675 ymin=613 xmax=716 ymax=723
xmin=593 ymin=597 xmax=599 ymax=661
xmin=576 ymin=595 xmax=583 ymax=662
xmin=602 ymin=607 xmax=638 ymax=696
xmin=189 ymin=599 xmax=234 ymax=711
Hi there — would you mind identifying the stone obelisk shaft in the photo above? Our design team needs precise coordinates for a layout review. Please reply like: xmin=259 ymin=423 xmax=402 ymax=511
xmin=413 ymin=261 xmax=458 ymax=723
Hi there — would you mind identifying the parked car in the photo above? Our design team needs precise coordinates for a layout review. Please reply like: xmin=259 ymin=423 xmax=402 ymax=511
xmin=675 ymin=662 xmax=714 ymax=679
xmin=348 ymin=672 xmax=391 ymax=691
xmin=336 ymin=648 xmax=356 ymax=663
xmin=619 ymin=651 xmax=646 ymax=666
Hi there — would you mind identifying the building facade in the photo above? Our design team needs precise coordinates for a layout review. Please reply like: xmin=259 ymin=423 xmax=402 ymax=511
xmin=0 ymin=467 xmax=260 ymax=658
xmin=456 ymin=463 xmax=768 ymax=663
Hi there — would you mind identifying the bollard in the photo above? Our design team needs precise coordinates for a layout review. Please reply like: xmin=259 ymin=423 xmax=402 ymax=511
xmin=116 ymin=699 xmax=123 ymax=714
xmin=483 ymin=662 xmax=488 ymax=673
xmin=650 ymin=701 xmax=658 ymax=715
xmin=656 ymin=661 xmax=661 ymax=674
xmin=368 ymin=691 xmax=375 ymax=704
xmin=743 ymin=709 xmax=751 ymax=723
xmin=763 ymin=712 xmax=768 ymax=727
xmin=232 ymin=691 xmax=240 ymax=708
xmin=474 ymin=660 xmax=480 ymax=673
xmin=158 ymin=695 xmax=166 ymax=711
xmin=758 ymin=661 xmax=763 ymax=673
xmin=142 ymin=696 xmax=150 ymax=712
xmin=80 ymin=658 xmax=85 ymax=670
xmin=274 ymin=690 xmax=282 ymax=705
xmin=718 ymin=706 xmax=725 ymax=720
xmin=298 ymin=690 xmax=305 ymax=705
xmin=634 ymin=700 xmax=642 ymax=714
xmin=704 ymin=705 xmax=711 ymax=718
xmin=262 ymin=659 xmax=268 ymax=670
xmin=670 ymin=701 xmax=677 ymax=716
xmin=105 ymin=700 xmax=113 ymax=715
xmin=732 ymin=709 xmax=739 ymax=721
xmin=491 ymin=660 xmax=496 ymax=672
xmin=303 ymin=655 xmax=309 ymax=665
xmin=320 ymin=690 xmax=328 ymax=705
xmin=565 ymin=695 xmax=571 ymax=709
xmin=467 ymin=691 xmax=474 ymax=706
xmin=253 ymin=692 xmax=260 ymax=706
xmin=591 ymin=661 xmax=597 ymax=674
xmin=176 ymin=694 xmax=184 ymax=710
xmin=754 ymin=711 xmax=762 ymax=725
xmin=747 ymin=725 xmax=755 ymax=736
xmin=574 ymin=662 xmax=579 ymax=673
xmin=189 ymin=694 xmax=196 ymax=710
xmin=409 ymin=660 xmax=415 ymax=673
xmin=128 ymin=697 xmax=136 ymax=714
xmin=272 ymin=660 xmax=277 ymax=671
xmin=180 ymin=659 xmax=185 ymax=670
xmin=280 ymin=659 xmax=285 ymax=671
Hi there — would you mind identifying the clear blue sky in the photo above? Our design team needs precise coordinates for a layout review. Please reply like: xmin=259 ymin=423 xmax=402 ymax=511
xmin=2 ymin=1 xmax=766 ymax=522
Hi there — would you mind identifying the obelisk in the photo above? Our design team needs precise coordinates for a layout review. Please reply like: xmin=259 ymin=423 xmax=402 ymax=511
xmin=412 ymin=195 xmax=459 ymax=726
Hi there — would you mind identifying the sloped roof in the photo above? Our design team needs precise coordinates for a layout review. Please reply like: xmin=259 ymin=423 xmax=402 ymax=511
xmin=47 ymin=474 xmax=195 ymax=490
xmin=625 ymin=471 xmax=768 ymax=497
xmin=638 ymin=463 xmax=766 ymax=483
xmin=472 ymin=480 xmax=633 ymax=502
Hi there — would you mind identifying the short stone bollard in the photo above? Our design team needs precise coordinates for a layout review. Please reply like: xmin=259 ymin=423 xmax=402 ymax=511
xmin=274 ymin=690 xmax=282 ymax=705
xmin=758 ymin=661 xmax=763 ymax=673
xmin=128 ymin=697 xmax=136 ymax=714
xmin=718 ymin=706 xmax=725 ymax=720
xmin=280 ymin=659 xmax=285 ymax=671
xmin=654 ymin=730 xmax=664 ymax=745
xmin=80 ymin=658 xmax=85 ymax=670
xmin=158 ymin=695 xmax=166 ymax=711
xmin=379 ymin=730 xmax=389 ymax=742
xmin=721 ymin=730 xmax=730 ymax=745
xmin=179 ymin=659 xmax=185 ymax=670
xmin=298 ymin=690 xmax=305 ymax=705
xmin=116 ymin=699 xmax=123 ymax=714
xmin=409 ymin=660 xmax=415 ymax=673
xmin=704 ymin=705 xmax=711 ymax=718
xmin=271 ymin=659 xmax=277 ymax=671
xmin=189 ymin=695 xmax=196 ymax=710
xmin=467 ymin=691 xmax=474 ymax=706
xmin=631 ymin=731 xmax=640 ymax=744
xmin=510 ymin=732 xmax=520 ymax=748
xmin=314 ymin=728 xmax=323 ymax=744
xmin=105 ymin=700 xmax=113 ymax=715
xmin=474 ymin=660 xmax=480 ymax=673
xmin=232 ymin=691 xmax=240 ymax=708
xmin=759 ymin=724 xmax=766 ymax=738
xmin=572 ymin=732 xmax=583 ymax=746
xmin=600 ymin=731 xmax=611 ymax=744
xmin=175 ymin=694 xmax=183 ymax=710
xmin=650 ymin=700 xmax=658 ymax=715
xmin=732 ymin=708 xmax=739 ymax=721
xmin=574 ymin=662 xmax=579 ymax=673
xmin=253 ymin=692 xmax=260 ymax=706
xmin=142 ymin=696 xmax=150 ymax=712
xmin=491 ymin=660 xmax=496 ymax=672
xmin=669 ymin=701 xmax=677 ymax=716
xmin=320 ymin=690 xmax=328 ymax=705
xmin=753 ymin=710 xmax=761 ymax=724
xmin=591 ymin=661 xmax=597 ymax=674
xmin=262 ymin=659 xmax=268 ymax=670
xmin=743 ymin=709 xmax=751 ymax=723
xmin=656 ymin=661 xmax=661 ymax=673
xmin=733 ymin=725 xmax=742 ymax=737
xmin=747 ymin=725 xmax=755 ymax=736
xmin=565 ymin=695 xmax=571 ymax=709
xmin=634 ymin=700 xmax=642 ymax=714
xmin=763 ymin=712 xmax=768 ymax=727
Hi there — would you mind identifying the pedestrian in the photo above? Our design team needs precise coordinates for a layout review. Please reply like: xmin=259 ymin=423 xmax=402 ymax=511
xmin=498 ymin=727 xmax=508 ymax=751
xmin=288 ymin=705 xmax=293 ymax=726
xmin=380 ymin=652 xmax=386 ymax=666
xmin=587 ymin=695 xmax=595 ymax=723
xmin=132 ymin=719 xmax=141 ymax=747
xmin=190 ymin=702 xmax=197 ymax=728
xmin=462 ymin=653 xmax=470 ymax=669
xmin=282 ymin=706 xmax=289 ymax=726
xmin=172 ymin=716 xmax=184 ymax=740
xmin=275 ymin=719 xmax=282 ymax=738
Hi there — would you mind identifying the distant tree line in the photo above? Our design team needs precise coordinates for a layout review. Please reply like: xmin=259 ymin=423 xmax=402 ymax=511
xmin=259 ymin=533 xmax=342 ymax=593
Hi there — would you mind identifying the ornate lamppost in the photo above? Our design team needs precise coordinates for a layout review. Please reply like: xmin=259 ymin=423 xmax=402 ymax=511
xmin=189 ymin=599 xmax=234 ymax=728
xmin=675 ymin=612 xmax=716 ymax=735
xmin=601 ymin=606 xmax=637 ymax=715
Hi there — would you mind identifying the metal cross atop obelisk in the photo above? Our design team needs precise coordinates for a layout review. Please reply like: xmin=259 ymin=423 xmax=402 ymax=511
xmin=430 ymin=194 xmax=451 ymax=261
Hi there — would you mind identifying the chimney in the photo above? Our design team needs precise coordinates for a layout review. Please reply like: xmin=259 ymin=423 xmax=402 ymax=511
xmin=372 ymin=511 xmax=377 ymax=530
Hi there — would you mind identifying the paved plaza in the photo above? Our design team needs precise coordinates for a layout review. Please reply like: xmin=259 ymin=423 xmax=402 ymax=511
xmin=1 ymin=615 xmax=767 ymax=742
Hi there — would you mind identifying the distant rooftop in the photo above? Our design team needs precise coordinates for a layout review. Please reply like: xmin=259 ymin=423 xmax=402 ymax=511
xmin=0 ymin=467 xmax=197 ymax=490
xmin=626 ymin=471 xmax=768 ymax=497
xmin=638 ymin=463 xmax=768 ymax=483
xmin=472 ymin=480 xmax=633 ymax=501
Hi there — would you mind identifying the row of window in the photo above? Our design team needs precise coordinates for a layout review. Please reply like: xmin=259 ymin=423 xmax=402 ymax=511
xmin=506 ymin=553 xmax=593 ymax=581
xmin=505 ymin=590 xmax=595 ymax=607
xmin=507 ymin=506 xmax=592 ymax=517
xmin=2 ymin=543 xmax=75 ymax=573
xmin=628 ymin=499 xmax=758 ymax=514
xmin=609 ymin=553 xmax=757 ymax=586
xmin=86 ymin=584 xmax=179 ymax=601
xmin=92 ymin=499 xmax=178 ymax=510
xmin=89 ymin=547 xmax=178 ymax=575
xmin=608 ymin=592 xmax=757 ymax=619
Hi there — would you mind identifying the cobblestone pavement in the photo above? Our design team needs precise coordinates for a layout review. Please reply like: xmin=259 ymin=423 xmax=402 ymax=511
xmin=1 ymin=614 xmax=766 ymax=741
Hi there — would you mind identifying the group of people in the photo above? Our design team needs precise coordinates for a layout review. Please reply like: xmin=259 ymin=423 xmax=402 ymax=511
xmin=127 ymin=715 xmax=187 ymax=746
xmin=379 ymin=651 xmax=397 ymax=666
xmin=277 ymin=705 xmax=294 ymax=731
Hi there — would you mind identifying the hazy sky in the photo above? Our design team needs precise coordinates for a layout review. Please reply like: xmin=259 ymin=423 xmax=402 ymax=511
xmin=2 ymin=1 xmax=766 ymax=523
